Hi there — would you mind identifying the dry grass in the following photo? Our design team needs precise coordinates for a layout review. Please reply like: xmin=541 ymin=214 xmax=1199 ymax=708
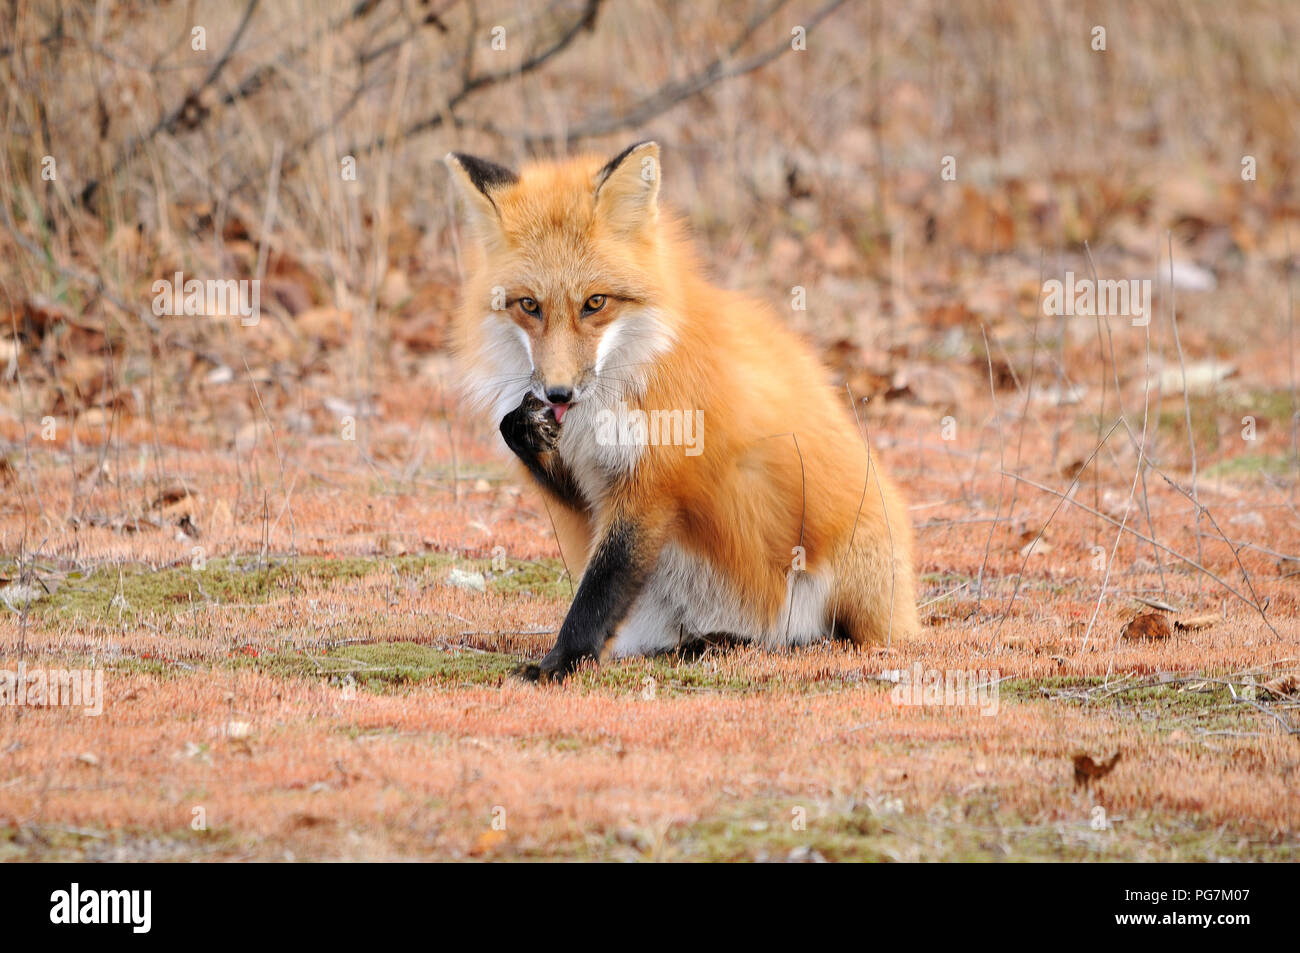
xmin=3 ymin=380 xmax=1300 ymax=860
xmin=2 ymin=1 xmax=1300 ymax=860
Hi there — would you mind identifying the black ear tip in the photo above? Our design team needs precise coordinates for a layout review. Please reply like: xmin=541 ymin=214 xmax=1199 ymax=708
xmin=597 ymin=140 xmax=659 ymax=186
xmin=447 ymin=152 xmax=519 ymax=195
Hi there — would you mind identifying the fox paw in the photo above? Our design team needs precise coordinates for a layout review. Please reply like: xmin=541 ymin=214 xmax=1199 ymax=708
xmin=515 ymin=646 xmax=586 ymax=684
xmin=501 ymin=394 xmax=561 ymax=457
xmin=514 ymin=661 xmax=552 ymax=684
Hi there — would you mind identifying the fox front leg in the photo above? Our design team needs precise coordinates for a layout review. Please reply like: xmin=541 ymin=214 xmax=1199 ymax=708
xmin=500 ymin=395 xmax=584 ymax=508
xmin=520 ymin=517 xmax=665 ymax=682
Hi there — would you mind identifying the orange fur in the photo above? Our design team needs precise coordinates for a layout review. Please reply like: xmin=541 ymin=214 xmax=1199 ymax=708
xmin=447 ymin=142 xmax=918 ymax=652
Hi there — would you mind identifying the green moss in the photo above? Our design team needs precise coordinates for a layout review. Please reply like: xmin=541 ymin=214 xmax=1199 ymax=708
xmin=0 ymin=823 xmax=240 ymax=862
xmin=668 ymin=803 xmax=891 ymax=862
xmin=1003 ymin=674 xmax=1267 ymax=733
xmin=1154 ymin=388 xmax=1299 ymax=479
xmin=654 ymin=796 xmax=1299 ymax=862
xmin=229 ymin=640 xmax=519 ymax=691
xmin=487 ymin=558 xmax=571 ymax=600
xmin=233 ymin=640 xmax=771 ymax=696
xmin=33 ymin=555 xmax=387 ymax=621
xmin=1204 ymin=453 xmax=1293 ymax=480
xmin=1156 ymin=402 xmax=1222 ymax=454
xmin=570 ymin=651 xmax=778 ymax=696
xmin=1244 ymin=388 xmax=1298 ymax=425
xmin=27 ymin=553 xmax=573 ymax=623
xmin=93 ymin=639 xmax=518 ymax=693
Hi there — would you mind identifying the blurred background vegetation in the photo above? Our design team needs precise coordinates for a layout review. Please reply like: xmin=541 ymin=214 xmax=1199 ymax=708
xmin=1 ymin=0 xmax=1298 ymax=474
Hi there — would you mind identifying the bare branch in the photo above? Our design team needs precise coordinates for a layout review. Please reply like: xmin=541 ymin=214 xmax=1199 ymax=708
xmin=460 ymin=0 xmax=849 ymax=149
xmin=78 ymin=0 xmax=262 ymax=206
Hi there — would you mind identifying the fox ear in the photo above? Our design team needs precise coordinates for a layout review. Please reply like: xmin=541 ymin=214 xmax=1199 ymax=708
xmin=594 ymin=141 xmax=659 ymax=235
xmin=444 ymin=152 xmax=517 ymax=241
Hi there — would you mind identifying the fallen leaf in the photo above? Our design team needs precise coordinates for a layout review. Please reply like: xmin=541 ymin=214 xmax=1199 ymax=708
xmin=149 ymin=484 xmax=192 ymax=509
xmin=1073 ymin=751 xmax=1121 ymax=787
xmin=1018 ymin=533 xmax=1052 ymax=557
xmin=1121 ymin=612 xmax=1172 ymax=641
xmin=290 ymin=813 xmax=334 ymax=829
xmin=1260 ymin=673 xmax=1300 ymax=698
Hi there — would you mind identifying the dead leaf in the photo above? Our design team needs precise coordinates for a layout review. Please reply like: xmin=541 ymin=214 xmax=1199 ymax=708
xmin=1073 ymin=751 xmax=1121 ymax=787
xmin=291 ymin=813 xmax=334 ymax=829
xmin=1260 ymin=673 xmax=1300 ymax=698
xmin=1018 ymin=532 xmax=1052 ymax=558
xmin=264 ymin=276 xmax=314 ymax=316
xmin=149 ymin=484 xmax=192 ymax=509
xmin=1121 ymin=612 xmax=1172 ymax=641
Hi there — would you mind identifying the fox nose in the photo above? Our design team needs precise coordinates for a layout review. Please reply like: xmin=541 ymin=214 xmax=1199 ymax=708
xmin=545 ymin=385 xmax=573 ymax=404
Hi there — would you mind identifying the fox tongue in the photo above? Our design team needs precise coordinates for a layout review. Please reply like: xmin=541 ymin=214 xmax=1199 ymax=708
xmin=551 ymin=403 xmax=570 ymax=423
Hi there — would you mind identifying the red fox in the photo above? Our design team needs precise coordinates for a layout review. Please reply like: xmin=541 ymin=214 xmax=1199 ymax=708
xmin=445 ymin=141 xmax=919 ymax=680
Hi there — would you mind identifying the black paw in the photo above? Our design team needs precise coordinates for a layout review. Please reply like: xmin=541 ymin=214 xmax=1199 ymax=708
xmin=514 ymin=646 xmax=587 ymax=684
xmin=514 ymin=661 xmax=549 ymax=683
xmin=501 ymin=394 xmax=561 ymax=458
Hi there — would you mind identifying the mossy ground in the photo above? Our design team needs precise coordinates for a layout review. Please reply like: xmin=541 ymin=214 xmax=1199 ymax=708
xmin=8 ymin=553 xmax=571 ymax=622
xmin=4 ymin=554 xmax=1298 ymax=862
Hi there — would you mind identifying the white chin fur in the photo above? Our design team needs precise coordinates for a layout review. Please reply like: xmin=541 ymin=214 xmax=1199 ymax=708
xmin=461 ymin=306 xmax=677 ymax=498
xmin=460 ymin=314 xmax=534 ymax=424
xmin=561 ymin=308 xmax=676 ymax=499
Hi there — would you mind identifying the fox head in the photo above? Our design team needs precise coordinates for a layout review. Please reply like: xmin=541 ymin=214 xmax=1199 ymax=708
xmin=445 ymin=141 xmax=679 ymax=425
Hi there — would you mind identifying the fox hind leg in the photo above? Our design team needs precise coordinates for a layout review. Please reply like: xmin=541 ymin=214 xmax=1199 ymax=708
xmin=828 ymin=479 xmax=920 ymax=646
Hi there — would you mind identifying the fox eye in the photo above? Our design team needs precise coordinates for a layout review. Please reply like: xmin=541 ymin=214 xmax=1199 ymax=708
xmin=582 ymin=294 xmax=607 ymax=315
xmin=518 ymin=297 xmax=541 ymax=318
